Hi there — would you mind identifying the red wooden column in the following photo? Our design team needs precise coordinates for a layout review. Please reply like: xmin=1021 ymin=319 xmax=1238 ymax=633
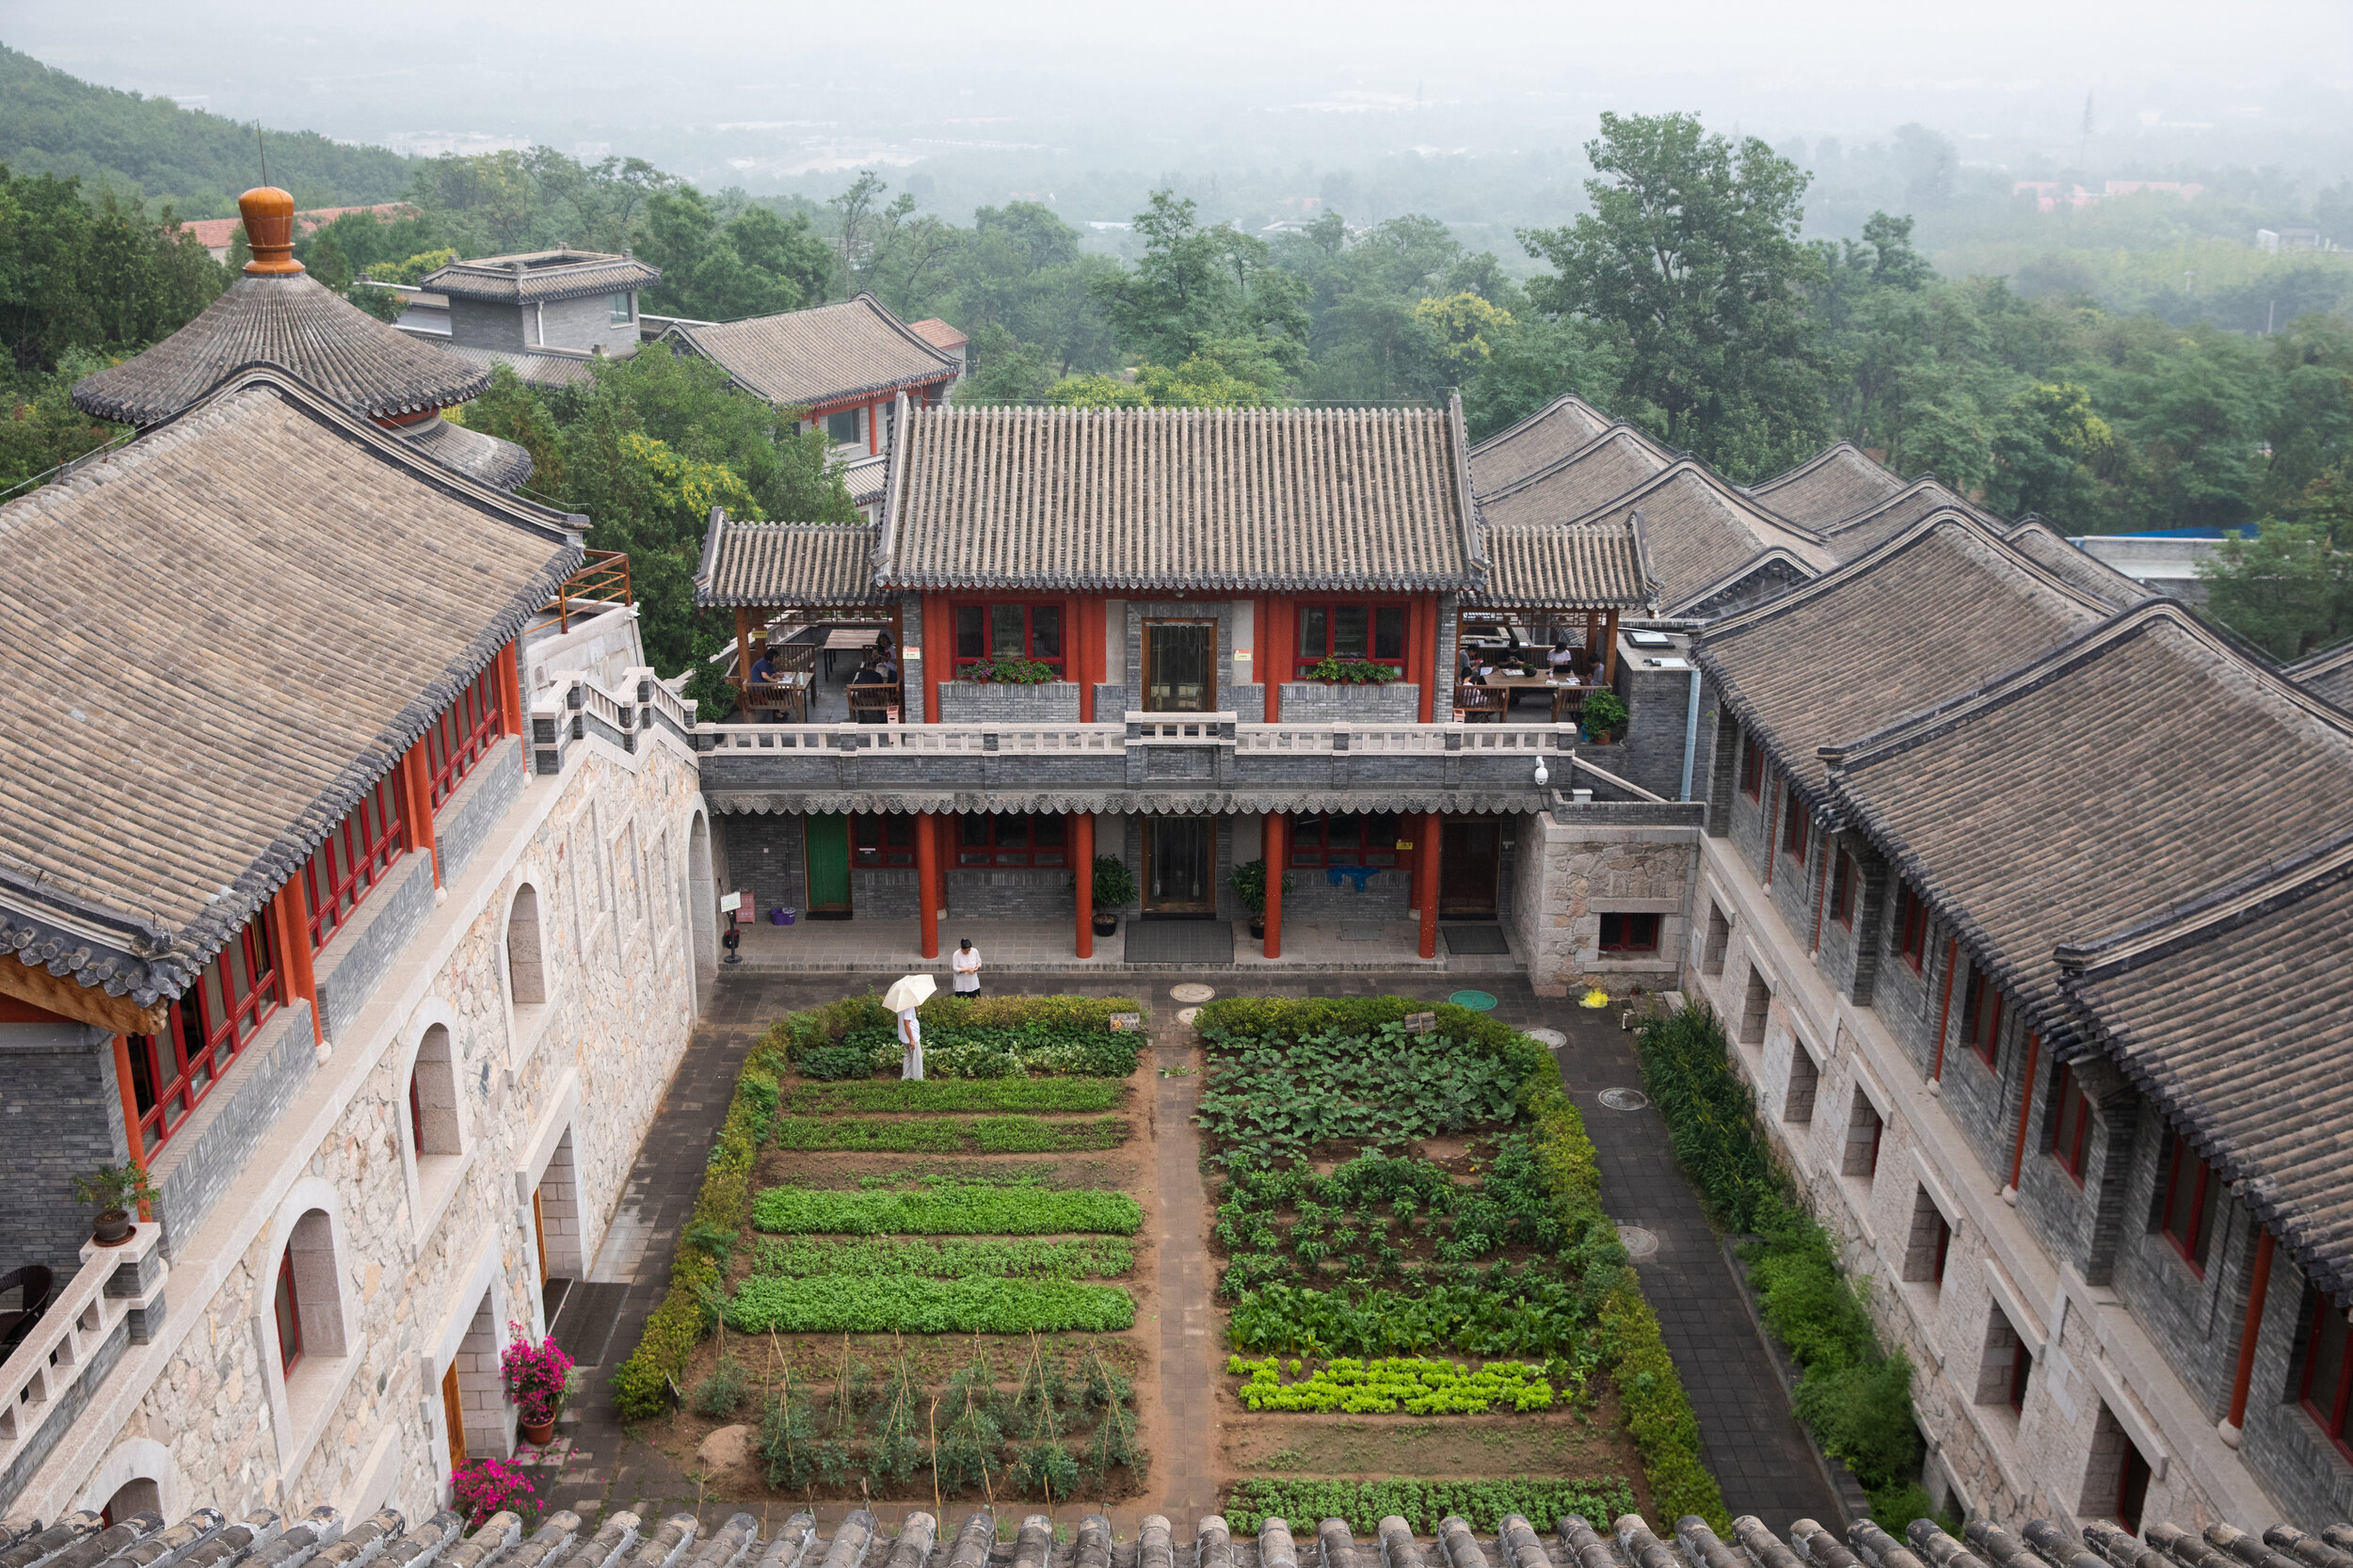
xmin=2225 ymin=1229 xmax=2277 ymax=1441
xmin=1262 ymin=813 xmax=1286 ymax=959
xmin=400 ymin=744 xmax=440 ymax=887
xmin=1077 ymin=599 xmax=1096 ymax=723
xmin=1073 ymin=813 xmax=1096 ymax=958
xmin=920 ymin=594 xmax=947 ymax=722
xmin=2005 ymin=1032 xmax=2042 ymax=1196
xmin=270 ymin=878 xmax=325 ymax=1047
xmin=915 ymin=812 xmax=940 ymax=959
xmin=1417 ymin=812 xmax=1442 ymax=960
xmin=492 ymin=638 xmax=525 ymax=768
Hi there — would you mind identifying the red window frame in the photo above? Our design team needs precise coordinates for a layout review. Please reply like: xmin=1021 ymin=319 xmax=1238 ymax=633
xmin=1783 ymin=788 xmax=1810 ymax=864
xmin=1896 ymin=883 xmax=1928 ymax=970
xmin=1831 ymin=851 xmax=1856 ymax=926
xmin=302 ymin=776 xmax=406 ymax=951
xmin=2050 ymin=1064 xmax=2092 ymax=1185
xmin=851 ymin=812 xmax=917 ymax=868
xmin=2117 ymin=1441 xmax=2152 ymax=1533
xmin=955 ymin=812 xmax=1067 ymax=867
xmin=1287 ymin=812 xmax=1402 ymax=869
xmin=122 ymin=909 xmax=283 ymax=1157
xmin=408 ymin=1074 xmax=425 ymax=1156
xmin=424 ymin=662 xmax=503 ymax=807
xmin=1739 ymin=738 xmax=1764 ymax=799
xmin=2300 ymin=1291 xmax=2353 ymax=1463
xmin=1296 ymin=602 xmax=1408 ymax=678
xmin=274 ymin=1250 xmax=302 ymax=1373
xmin=1963 ymin=971 xmax=2004 ymax=1068
xmin=952 ymin=601 xmax=1064 ymax=676
xmin=2158 ymin=1130 xmax=2218 ymax=1274
xmin=1599 ymin=912 xmax=1661 ymax=952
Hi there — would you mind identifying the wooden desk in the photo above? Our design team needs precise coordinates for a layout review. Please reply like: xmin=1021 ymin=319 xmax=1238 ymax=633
xmin=822 ymin=625 xmax=883 ymax=679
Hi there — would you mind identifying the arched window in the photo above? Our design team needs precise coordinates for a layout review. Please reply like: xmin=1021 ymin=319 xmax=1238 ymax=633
xmin=278 ymin=1209 xmax=346 ymax=1366
xmin=406 ymin=1024 xmax=462 ymax=1158
xmin=273 ymin=1250 xmax=302 ymax=1373
xmin=505 ymin=885 xmax=546 ymax=1006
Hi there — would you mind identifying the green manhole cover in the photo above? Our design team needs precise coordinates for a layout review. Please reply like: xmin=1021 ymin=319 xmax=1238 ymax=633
xmin=1449 ymin=989 xmax=1498 ymax=1011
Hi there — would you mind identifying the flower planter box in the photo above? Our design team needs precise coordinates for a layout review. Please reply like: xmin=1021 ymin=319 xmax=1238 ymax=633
xmin=1277 ymin=681 xmax=1420 ymax=722
xmin=938 ymin=680 xmax=1083 ymax=723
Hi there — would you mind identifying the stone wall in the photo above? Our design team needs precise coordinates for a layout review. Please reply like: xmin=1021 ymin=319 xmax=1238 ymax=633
xmin=1510 ymin=805 xmax=1702 ymax=994
xmin=936 ymin=681 xmax=1080 ymax=723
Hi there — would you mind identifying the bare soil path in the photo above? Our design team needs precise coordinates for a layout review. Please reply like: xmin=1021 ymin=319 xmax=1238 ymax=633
xmin=1147 ymin=1003 xmax=1218 ymax=1528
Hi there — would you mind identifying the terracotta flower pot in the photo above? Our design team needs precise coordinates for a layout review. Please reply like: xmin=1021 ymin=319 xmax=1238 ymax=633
xmin=520 ymin=1417 xmax=556 ymax=1446
xmin=91 ymin=1208 xmax=135 ymax=1246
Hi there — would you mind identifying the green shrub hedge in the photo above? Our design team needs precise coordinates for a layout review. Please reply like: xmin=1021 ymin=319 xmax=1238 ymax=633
xmin=1192 ymin=995 xmax=1728 ymax=1530
xmin=1635 ymin=1002 xmax=1924 ymax=1528
xmin=762 ymin=993 xmax=1146 ymax=1080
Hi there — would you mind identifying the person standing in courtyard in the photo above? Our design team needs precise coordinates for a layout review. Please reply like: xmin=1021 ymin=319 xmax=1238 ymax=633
xmin=881 ymin=973 xmax=933 ymax=1080
xmin=952 ymin=937 xmax=982 ymax=998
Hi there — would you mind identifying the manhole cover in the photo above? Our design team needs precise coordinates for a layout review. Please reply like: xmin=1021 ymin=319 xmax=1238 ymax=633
xmin=1170 ymin=983 xmax=1216 ymax=1004
xmin=1617 ymin=1224 xmax=1660 ymax=1260
xmin=1526 ymin=1028 xmax=1567 ymax=1048
xmin=1449 ymin=989 xmax=1498 ymax=1011
xmin=1176 ymin=1006 xmax=1200 ymax=1026
xmin=1598 ymin=1087 xmax=1650 ymax=1112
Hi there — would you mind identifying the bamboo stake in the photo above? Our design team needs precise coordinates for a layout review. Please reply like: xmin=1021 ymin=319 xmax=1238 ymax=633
xmin=929 ymin=1396 xmax=941 ymax=1518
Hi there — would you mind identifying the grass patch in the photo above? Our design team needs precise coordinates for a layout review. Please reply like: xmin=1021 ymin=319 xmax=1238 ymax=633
xmin=771 ymin=1114 xmax=1128 ymax=1154
xmin=753 ymin=1235 xmax=1135 ymax=1280
xmin=752 ymin=1178 xmax=1144 ymax=1237
xmin=784 ymin=1077 xmax=1129 ymax=1114
xmin=724 ymin=1274 xmax=1136 ymax=1334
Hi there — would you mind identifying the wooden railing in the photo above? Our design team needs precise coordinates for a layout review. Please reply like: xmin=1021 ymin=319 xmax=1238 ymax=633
xmin=544 ymin=550 xmax=632 ymax=632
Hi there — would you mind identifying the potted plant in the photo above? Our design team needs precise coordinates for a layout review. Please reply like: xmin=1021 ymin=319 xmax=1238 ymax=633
xmin=1227 ymin=857 xmax=1295 ymax=938
xmin=1081 ymin=855 xmax=1138 ymax=936
xmin=966 ymin=655 xmax=1056 ymax=685
xmin=1581 ymin=689 xmax=1629 ymax=745
xmin=1302 ymin=655 xmax=1400 ymax=685
xmin=501 ymin=1326 xmax=577 ymax=1446
xmin=72 ymin=1162 xmax=155 ymax=1246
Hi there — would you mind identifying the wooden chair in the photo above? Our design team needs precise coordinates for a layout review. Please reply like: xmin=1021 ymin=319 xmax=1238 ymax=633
xmin=1455 ymin=682 xmax=1509 ymax=723
xmin=1549 ymin=684 xmax=1588 ymax=725
xmin=847 ymin=681 xmax=902 ymax=724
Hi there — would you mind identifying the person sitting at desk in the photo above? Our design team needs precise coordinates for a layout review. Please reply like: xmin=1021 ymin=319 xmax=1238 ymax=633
xmin=848 ymin=658 xmax=891 ymax=722
xmin=750 ymin=648 xmax=777 ymax=685
xmin=872 ymin=648 xmax=901 ymax=683
xmin=1547 ymin=636 xmax=1579 ymax=679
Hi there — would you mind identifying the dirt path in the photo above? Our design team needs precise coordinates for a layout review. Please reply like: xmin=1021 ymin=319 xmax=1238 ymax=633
xmin=1148 ymin=1004 xmax=1218 ymax=1527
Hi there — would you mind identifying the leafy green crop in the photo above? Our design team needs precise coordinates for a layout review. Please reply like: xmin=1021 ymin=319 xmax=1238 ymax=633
xmin=751 ymin=1179 xmax=1143 ymax=1236
xmin=784 ymin=1078 xmax=1128 ymax=1114
xmin=771 ymin=1115 xmax=1127 ymax=1154
xmin=1228 ymin=1354 xmax=1554 ymax=1414
xmin=724 ymin=1274 xmax=1135 ymax=1334
xmin=753 ymin=1234 xmax=1134 ymax=1280
xmin=1193 ymin=1021 xmax=1519 ymax=1160
xmin=1227 ymin=1275 xmax=1606 ymax=1361
xmin=1220 ymin=1478 xmax=1639 ymax=1535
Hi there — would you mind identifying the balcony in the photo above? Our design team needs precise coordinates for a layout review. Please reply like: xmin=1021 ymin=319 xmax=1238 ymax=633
xmin=0 ymin=1225 xmax=167 ymax=1509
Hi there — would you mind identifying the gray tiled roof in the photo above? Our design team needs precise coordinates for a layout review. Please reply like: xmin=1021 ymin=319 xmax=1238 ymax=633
xmin=2001 ymin=518 xmax=2153 ymax=611
xmin=422 ymin=249 xmax=662 ymax=304
xmin=1466 ymin=393 xmax=1615 ymax=494
xmin=1816 ymin=477 xmax=1985 ymax=560
xmin=398 ymin=416 xmax=534 ymax=489
xmin=0 ymin=370 xmax=582 ymax=1011
xmin=2287 ymin=638 xmax=2353 ymax=709
xmin=1592 ymin=462 xmax=1833 ymax=616
xmin=664 ymin=294 xmax=959 ymax=410
xmin=435 ymin=344 xmax=603 ymax=391
xmin=1475 ymin=522 xmax=1652 ymax=609
xmin=72 ymin=273 xmax=488 ymax=425
xmin=2058 ymin=836 xmax=2353 ymax=1298
xmin=1474 ymin=425 xmax=1673 ymax=529
xmin=840 ymin=453 xmax=890 ymax=506
xmin=1748 ymin=440 xmax=1906 ymax=527
xmin=1697 ymin=512 xmax=2110 ymax=796
xmin=1823 ymin=601 xmax=2353 ymax=1029
xmin=695 ymin=517 xmax=885 ymax=608
xmin=880 ymin=401 xmax=1484 ymax=594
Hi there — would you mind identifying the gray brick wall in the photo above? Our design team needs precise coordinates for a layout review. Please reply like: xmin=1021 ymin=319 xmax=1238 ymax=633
xmin=446 ymin=296 xmax=528 ymax=352
xmin=536 ymin=291 xmax=638 ymax=356
xmin=723 ymin=811 xmax=806 ymax=915
xmin=149 ymin=1003 xmax=317 ymax=1260
xmin=1609 ymin=657 xmax=1709 ymax=801
xmin=0 ymin=1020 xmax=130 ymax=1279
xmin=1278 ymin=681 xmax=1420 ymax=721
xmin=944 ymin=868 xmax=1074 ymax=920
xmin=937 ymin=680 xmax=1081 ymax=723
xmin=2239 ymin=1253 xmax=2353 ymax=1525
xmin=438 ymin=743 xmax=527 ymax=884
xmin=2108 ymin=1098 xmax=2245 ymax=1422
xmin=315 ymin=854 xmax=436 ymax=1042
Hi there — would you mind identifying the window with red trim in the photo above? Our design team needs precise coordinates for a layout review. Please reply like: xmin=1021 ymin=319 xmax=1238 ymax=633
xmin=1782 ymin=789 xmax=1810 ymax=863
xmin=2117 ymin=1441 xmax=2152 ymax=1533
xmin=1962 ymin=970 xmax=2004 ymax=1068
xmin=955 ymin=812 xmax=1066 ymax=867
xmin=2050 ymin=1064 xmax=2092 ymax=1184
xmin=1895 ymin=883 xmax=1928 ymax=970
xmin=408 ymin=1074 xmax=425 ymax=1156
xmin=952 ymin=603 xmax=1063 ymax=675
xmin=2300 ymin=1289 xmax=2353 ymax=1463
xmin=2157 ymin=1130 xmax=2218 ymax=1273
xmin=1831 ymin=851 xmax=1856 ymax=926
xmin=1296 ymin=603 xmax=1406 ymax=676
xmin=1598 ymin=912 xmax=1660 ymax=952
xmin=122 ymin=909 xmax=283 ymax=1157
xmin=1739 ymin=738 xmax=1764 ymax=799
xmin=851 ymin=812 xmax=916 ymax=868
xmin=424 ymin=663 xmax=503 ymax=807
xmin=273 ymin=1250 xmax=303 ymax=1373
xmin=302 ymin=776 xmax=406 ymax=951
xmin=1287 ymin=812 xmax=1401 ymax=868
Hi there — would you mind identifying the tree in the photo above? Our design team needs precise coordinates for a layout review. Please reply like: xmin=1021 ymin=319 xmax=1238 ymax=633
xmin=2201 ymin=467 xmax=2353 ymax=659
xmin=1988 ymin=380 xmax=2116 ymax=520
xmin=0 ymin=167 xmax=226 ymax=377
xmin=637 ymin=186 xmax=824 ymax=321
xmin=1091 ymin=192 xmax=1307 ymax=384
xmin=1519 ymin=112 xmax=1827 ymax=479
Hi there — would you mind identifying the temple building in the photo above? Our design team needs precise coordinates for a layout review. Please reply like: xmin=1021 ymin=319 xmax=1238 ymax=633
xmin=660 ymin=293 xmax=964 ymax=457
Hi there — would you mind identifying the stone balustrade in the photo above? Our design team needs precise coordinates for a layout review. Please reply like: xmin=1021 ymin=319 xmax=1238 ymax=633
xmin=0 ymin=1224 xmax=167 ymax=1504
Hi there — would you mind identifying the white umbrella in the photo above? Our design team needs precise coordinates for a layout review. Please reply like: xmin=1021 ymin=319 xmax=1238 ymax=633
xmin=881 ymin=974 xmax=936 ymax=1013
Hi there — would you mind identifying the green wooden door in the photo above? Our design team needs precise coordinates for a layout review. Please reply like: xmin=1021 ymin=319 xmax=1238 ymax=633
xmin=805 ymin=814 xmax=852 ymax=918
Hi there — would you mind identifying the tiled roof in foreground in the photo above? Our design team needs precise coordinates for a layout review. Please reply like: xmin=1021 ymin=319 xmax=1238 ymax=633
xmin=695 ymin=517 xmax=885 ymax=607
xmin=1476 ymin=521 xmax=1652 ymax=609
xmin=1466 ymin=392 xmax=1615 ymax=494
xmin=0 ymin=370 xmax=581 ymax=1011
xmin=2002 ymin=518 xmax=2153 ymax=611
xmin=882 ymin=401 xmax=1484 ymax=594
xmin=664 ymin=294 xmax=960 ymax=409
xmin=1747 ymin=440 xmax=1906 ymax=527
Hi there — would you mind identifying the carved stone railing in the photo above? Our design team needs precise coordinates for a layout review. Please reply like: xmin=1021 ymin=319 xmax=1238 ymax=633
xmin=0 ymin=1224 xmax=167 ymax=1502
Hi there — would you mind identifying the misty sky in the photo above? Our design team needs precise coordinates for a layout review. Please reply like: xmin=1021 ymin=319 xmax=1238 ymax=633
xmin=8 ymin=0 xmax=2349 ymax=205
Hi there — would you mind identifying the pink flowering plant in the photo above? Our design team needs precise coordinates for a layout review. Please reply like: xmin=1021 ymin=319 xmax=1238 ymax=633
xmin=451 ymin=1456 xmax=534 ymax=1527
xmin=500 ymin=1325 xmax=576 ymax=1426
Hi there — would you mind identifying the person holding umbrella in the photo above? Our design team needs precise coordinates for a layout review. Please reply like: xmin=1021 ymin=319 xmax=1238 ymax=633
xmin=881 ymin=973 xmax=935 ymax=1080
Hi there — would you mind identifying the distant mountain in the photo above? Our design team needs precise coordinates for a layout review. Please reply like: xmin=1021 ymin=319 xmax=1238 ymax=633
xmin=0 ymin=42 xmax=420 ymax=217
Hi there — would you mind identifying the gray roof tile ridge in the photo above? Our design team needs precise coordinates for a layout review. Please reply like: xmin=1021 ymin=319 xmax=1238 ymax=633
xmin=2055 ymin=824 xmax=2353 ymax=980
xmin=1473 ymin=420 xmax=1672 ymax=504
